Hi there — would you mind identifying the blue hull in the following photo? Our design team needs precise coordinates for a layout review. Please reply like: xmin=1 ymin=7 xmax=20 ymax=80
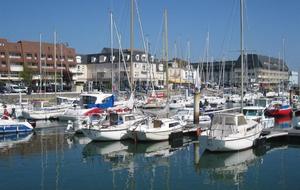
xmin=0 ymin=124 xmax=33 ymax=134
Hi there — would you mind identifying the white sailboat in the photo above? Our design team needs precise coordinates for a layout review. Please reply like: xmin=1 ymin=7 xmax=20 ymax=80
xmin=128 ymin=9 xmax=184 ymax=141
xmin=21 ymin=100 xmax=71 ymax=120
xmin=171 ymin=107 xmax=211 ymax=128
xmin=206 ymin=113 xmax=262 ymax=152
xmin=128 ymin=117 xmax=184 ymax=141
xmin=204 ymin=0 xmax=264 ymax=152
xmin=81 ymin=112 xmax=145 ymax=141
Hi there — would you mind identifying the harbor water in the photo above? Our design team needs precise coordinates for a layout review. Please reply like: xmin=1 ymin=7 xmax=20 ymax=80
xmin=0 ymin=116 xmax=300 ymax=190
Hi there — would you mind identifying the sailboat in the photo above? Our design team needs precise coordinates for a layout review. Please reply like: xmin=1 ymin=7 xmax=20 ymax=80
xmin=205 ymin=0 xmax=264 ymax=152
xmin=82 ymin=1 xmax=147 ymax=141
xmin=128 ymin=9 xmax=184 ymax=141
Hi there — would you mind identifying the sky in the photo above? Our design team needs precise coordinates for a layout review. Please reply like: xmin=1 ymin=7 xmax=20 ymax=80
xmin=1 ymin=0 xmax=300 ymax=71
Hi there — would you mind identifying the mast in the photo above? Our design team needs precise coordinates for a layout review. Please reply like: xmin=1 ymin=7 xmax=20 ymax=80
xmin=54 ymin=31 xmax=57 ymax=94
xmin=118 ymin=35 xmax=121 ymax=92
xmin=39 ymin=33 xmax=42 ymax=93
xmin=130 ymin=0 xmax=134 ymax=92
xmin=187 ymin=40 xmax=191 ymax=91
xmin=60 ymin=44 xmax=63 ymax=92
xmin=240 ymin=0 xmax=244 ymax=111
xmin=110 ymin=11 xmax=114 ymax=93
xmin=206 ymin=32 xmax=209 ymax=86
xmin=282 ymin=38 xmax=285 ymax=92
xmin=164 ymin=9 xmax=169 ymax=104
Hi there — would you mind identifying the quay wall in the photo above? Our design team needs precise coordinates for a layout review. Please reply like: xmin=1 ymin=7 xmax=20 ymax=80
xmin=0 ymin=92 xmax=81 ymax=104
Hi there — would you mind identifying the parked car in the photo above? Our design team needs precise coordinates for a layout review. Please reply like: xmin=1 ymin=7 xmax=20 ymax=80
xmin=7 ymin=84 xmax=27 ymax=93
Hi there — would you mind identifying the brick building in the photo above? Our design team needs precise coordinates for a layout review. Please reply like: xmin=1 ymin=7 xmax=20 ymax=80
xmin=0 ymin=38 xmax=77 ymax=87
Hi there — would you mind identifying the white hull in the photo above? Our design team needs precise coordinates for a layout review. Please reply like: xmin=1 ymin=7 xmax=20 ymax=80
xmin=22 ymin=109 xmax=65 ymax=120
xmin=82 ymin=126 xmax=130 ymax=141
xmin=143 ymin=103 xmax=166 ymax=109
xmin=130 ymin=121 xmax=183 ymax=141
xmin=169 ymin=103 xmax=185 ymax=109
xmin=0 ymin=119 xmax=33 ymax=133
xmin=206 ymin=131 xmax=261 ymax=152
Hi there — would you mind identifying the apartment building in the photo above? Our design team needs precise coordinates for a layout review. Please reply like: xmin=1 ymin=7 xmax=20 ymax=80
xmin=0 ymin=38 xmax=77 ymax=86
xmin=77 ymin=48 xmax=165 ymax=91
xmin=192 ymin=54 xmax=290 ymax=90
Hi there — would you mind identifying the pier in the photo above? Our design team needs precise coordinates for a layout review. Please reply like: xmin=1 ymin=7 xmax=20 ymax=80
xmin=259 ymin=126 xmax=300 ymax=142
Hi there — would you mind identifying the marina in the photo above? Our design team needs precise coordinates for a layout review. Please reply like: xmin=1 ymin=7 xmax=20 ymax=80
xmin=1 ymin=0 xmax=300 ymax=189
xmin=0 ymin=118 xmax=299 ymax=189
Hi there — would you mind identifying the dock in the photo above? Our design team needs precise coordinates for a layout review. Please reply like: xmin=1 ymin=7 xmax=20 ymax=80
xmin=259 ymin=127 xmax=300 ymax=141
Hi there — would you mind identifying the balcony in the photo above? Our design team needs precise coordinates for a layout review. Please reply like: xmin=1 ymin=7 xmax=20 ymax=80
xmin=10 ymin=65 xmax=23 ymax=72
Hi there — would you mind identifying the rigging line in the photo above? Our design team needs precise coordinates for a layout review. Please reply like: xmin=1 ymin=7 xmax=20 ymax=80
xmin=113 ymin=15 xmax=132 ymax=91
xmin=218 ymin=0 xmax=238 ymax=57
xmin=134 ymin=0 xmax=155 ymax=91
xmin=153 ymin=13 xmax=164 ymax=59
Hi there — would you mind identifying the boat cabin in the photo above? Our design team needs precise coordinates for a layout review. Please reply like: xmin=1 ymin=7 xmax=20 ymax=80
xmin=210 ymin=113 xmax=250 ymax=137
xmin=243 ymin=107 xmax=264 ymax=117
xmin=153 ymin=119 xmax=180 ymax=128
xmin=212 ymin=113 xmax=247 ymax=128
xmin=254 ymin=98 xmax=272 ymax=108
xmin=108 ymin=113 xmax=136 ymax=126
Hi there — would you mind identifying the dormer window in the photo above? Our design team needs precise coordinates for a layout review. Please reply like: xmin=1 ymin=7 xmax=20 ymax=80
xmin=141 ymin=54 xmax=147 ymax=62
xmin=150 ymin=56 xmax=154 ymax=62
xmin=99 ymin=55 xmax=106 ymax=63
xmin=91 ymin=57 xmax=96 ymax=63
xmin=135 ymin=54 xmax=140 ymax=61
xmin=110 ymin=56 xmax=115 ymax=62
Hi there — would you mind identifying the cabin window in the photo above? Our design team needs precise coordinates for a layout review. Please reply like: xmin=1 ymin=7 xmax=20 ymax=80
xmin=237 ymin=116 xmax=247 ymax=126
xmin=246 ymin=125 xmax=256 ymax=132
xmin=225 ymin=117 xmax=236 ymax=125
xmin=125 ymin=116 xmax=135 ymax=121
xmin=81 ymin=96 xmax=97 ymax=105
xmin=243 ymin=109 xmax=257 ymax=116
xmin=169 ymin=122 xmax=179 ymax=128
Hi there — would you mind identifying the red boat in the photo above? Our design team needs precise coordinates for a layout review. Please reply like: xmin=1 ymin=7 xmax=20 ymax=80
xmin=275 ymin=115 xmax=292 ymax=128
xmin=265 ymin=103 xmax=293 ymax=117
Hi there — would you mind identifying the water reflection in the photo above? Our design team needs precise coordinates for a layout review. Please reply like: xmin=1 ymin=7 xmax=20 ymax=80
xmin=0 ymin=132 xmax=33 ymax=149
xmin=199 ymin=148 xmax=261 ymax=185
xmin=0 ymin=120 xmax=299 ymax=189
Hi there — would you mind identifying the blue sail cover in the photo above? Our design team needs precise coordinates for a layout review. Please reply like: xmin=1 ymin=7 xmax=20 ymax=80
xmin=86 ymin=95 xmax=115 ymax=109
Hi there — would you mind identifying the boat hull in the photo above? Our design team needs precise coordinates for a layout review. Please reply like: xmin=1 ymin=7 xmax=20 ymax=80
xmin=265 ymin=108 xmax=292 ymax=117
xmin=0 ymin=121 xmax=33 ymax=134
xmin=206 ymin=131 xmax=261 ymax=152
xmin=130 ymin=127 xmax=182 ymax=141
xmin=82 ymin=127 xmax=130 ymax=141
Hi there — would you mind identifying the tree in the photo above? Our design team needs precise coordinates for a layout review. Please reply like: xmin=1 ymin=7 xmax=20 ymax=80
xmin=63 ymin=69 xmax=73 ymax=85
xmin=19 ymin=63 xmax=33 ymax=86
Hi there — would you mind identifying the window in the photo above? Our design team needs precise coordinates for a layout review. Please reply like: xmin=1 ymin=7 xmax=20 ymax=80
xmin=237 ymin=116 xmax=247 ymax=126
xmin=81 ymin=96 xmax=97 ymax=105
xmin=135 ymin=54 xmax=140 ymax=61
xmin=169 ymin=122 xmax=179 ymax=128
xmin=125 ymin=116 xmax=135 ymax=121
xmin=0 ymin=52 xmax=5 ymax=58
xmin=9 ymin=52 xmax=21 ymax=59
xmin=99 ymin=55 xmax=106 ymax=63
